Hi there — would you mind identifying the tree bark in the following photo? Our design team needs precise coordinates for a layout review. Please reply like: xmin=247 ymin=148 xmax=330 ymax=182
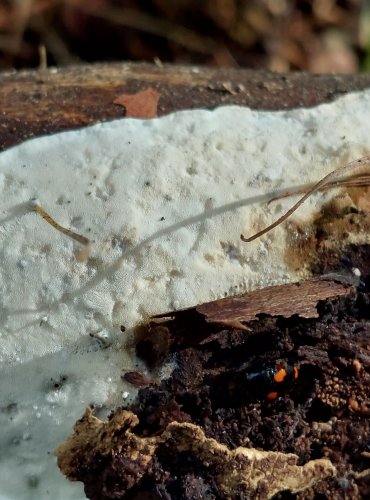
xmin=1 ymin=62 xmax=370 ymax=150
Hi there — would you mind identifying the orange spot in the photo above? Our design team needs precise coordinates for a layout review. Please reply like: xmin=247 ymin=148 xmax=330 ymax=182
xmin=294 ymin=366 xmax=299 ymax=380
xmin=267 ymin=391 xmax=278 ymax=400
xmin=274 ymin=368 xmax=287 ymax=383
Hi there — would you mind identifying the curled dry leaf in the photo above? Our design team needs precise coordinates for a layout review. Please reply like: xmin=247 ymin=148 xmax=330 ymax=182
xmin=55 ymin=407 xmax=336 ymax=500
xmin=113 ymin=87 xmax=160 ymax=118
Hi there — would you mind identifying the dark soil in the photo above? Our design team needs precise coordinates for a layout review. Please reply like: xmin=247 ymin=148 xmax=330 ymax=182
xmin=63 ymin=245 xmax=370 ymax=499
xmin=131 ymin=296 xmax=370 ymax=498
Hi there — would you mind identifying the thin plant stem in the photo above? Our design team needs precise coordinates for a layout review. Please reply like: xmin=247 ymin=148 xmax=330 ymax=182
xmin=241 ymin=155 xmax=370 ymax=243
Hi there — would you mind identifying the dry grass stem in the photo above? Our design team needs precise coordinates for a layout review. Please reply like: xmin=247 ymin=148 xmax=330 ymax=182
xmin=32 ymin=203 xmax=89 ymax=245
xmin=267 ymin=172 xmax=370 ymax=204
xmin=241 ymin=154 xmax=370 ymax=243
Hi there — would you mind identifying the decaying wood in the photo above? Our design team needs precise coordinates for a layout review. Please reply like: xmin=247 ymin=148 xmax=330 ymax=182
xmin=56 ymin=407 xmax=336 ymax=500
xmin=154 ymin=277 xmax=353 ymax=331
xmin=57 ymin=272 xmax=370 ymax=499
xmin=1 ymin=63 xmax=370 ymax=150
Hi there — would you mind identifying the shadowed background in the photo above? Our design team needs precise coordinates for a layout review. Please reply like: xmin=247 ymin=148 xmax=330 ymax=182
xmin=0 ymin=0 xmax=368 ymax=72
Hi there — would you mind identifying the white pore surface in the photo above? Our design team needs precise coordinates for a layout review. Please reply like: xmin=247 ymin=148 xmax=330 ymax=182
xmin=1 ymin=90 xmax=370 ymax=499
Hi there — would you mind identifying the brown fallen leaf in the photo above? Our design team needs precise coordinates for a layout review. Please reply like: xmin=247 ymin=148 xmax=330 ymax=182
xmin=113 ymin=87 xmax=160 ymax=118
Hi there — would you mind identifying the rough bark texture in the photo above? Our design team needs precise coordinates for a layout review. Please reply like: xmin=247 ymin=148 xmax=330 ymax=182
xmin=154 ymin=278 xmax=353 ymax=331
xmin=1 ymin=62 xmax=370 ymax=150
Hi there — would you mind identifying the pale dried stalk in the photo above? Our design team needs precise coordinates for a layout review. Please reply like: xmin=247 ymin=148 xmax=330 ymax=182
xmin=241 ymin=155 xmax=370 ymax=243
xmin=267 ymin=172 xmax=370 ymax=204
xmin=31 ymin=202 xmax=89 ymax=246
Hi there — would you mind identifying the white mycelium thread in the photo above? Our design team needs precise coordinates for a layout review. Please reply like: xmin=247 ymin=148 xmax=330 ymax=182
xmin=1 ymin=90 xmax=370 ymax=499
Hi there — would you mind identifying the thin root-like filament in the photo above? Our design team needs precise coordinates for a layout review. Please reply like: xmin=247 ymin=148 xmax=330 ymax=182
xmin=241 ymin=154 xmax=370 ymax=243
xmin=267 ymin=172 xmax=370 ymax=205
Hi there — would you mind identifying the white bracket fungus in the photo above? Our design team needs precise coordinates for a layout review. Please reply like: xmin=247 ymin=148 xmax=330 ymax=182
xmin=1 ymin=93 xmax=370 ymax=498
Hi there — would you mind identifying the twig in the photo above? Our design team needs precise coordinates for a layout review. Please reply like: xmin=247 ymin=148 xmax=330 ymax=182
xmin=241 ymin=154 xmax=370 ymax=243
xmin=267 ymin=172 xmax=370 ymax=204
xmin=31 ymin=201 xmax=89 ymax=246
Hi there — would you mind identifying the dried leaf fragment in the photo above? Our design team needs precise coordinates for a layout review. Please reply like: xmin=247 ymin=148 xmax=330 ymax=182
xmin=113 ymin=87 xmax=160 ymax=118
xmin=55 ymin=406 xmax=158 ymax=494
xmin=121 ymin=370 xmax=153 ymax=387
xmin=56 ymin=407 xmax=336 ymax=499
xmin=165 ymin=422 xmax=336 ymax=498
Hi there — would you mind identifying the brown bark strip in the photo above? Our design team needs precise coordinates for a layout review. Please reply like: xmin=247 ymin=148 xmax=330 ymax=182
xmin=1 ymin=63 xmax=370 ymax=150
xmin=155 ymin=278 xmax=353 ymax=330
